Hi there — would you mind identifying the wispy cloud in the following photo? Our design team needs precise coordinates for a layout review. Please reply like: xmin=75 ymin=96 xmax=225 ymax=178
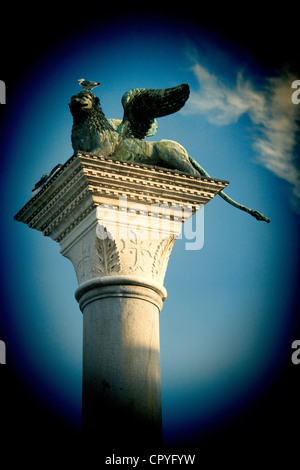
xmin=184 ymin=58 xmax=300 ymax=212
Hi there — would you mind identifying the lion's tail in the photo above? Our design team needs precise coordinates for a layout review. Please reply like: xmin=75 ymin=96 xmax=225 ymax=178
xmin=188 ymin=155 xmax=270 ymax=223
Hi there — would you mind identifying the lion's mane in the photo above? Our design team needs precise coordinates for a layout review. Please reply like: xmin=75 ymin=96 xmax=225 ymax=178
xmin=69 ymin=91 xmax=114 ymax=153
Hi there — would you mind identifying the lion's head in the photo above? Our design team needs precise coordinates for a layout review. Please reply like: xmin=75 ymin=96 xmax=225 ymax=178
xmin=69 ymin=91 xmax=100 ymax=118
xmin=69 ymin=91 xmax=115 ymax=152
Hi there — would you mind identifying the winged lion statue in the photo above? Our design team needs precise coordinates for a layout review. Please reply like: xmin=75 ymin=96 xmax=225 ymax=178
xmin=68 ymin=83 xmax=270 ymax=223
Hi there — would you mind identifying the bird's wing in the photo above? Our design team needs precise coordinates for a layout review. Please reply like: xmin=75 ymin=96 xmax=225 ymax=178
xmin=118 ymin=83 xmax=190 ymax=139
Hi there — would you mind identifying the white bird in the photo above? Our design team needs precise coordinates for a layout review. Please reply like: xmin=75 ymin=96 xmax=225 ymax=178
xmin=78 ymin=79 xmax=101 ymax=91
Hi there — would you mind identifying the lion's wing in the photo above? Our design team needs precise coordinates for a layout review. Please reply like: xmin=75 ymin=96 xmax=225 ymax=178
xmin=118 ymin=83 xmax=190 ymax=140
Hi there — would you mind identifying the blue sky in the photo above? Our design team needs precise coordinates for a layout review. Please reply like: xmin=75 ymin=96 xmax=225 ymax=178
xmin=1 ymin=12 xmax=300 ymax=448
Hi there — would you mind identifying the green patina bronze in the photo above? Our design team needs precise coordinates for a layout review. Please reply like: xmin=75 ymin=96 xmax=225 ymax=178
xmin=68 ymin=84 xmax=270 ymax=223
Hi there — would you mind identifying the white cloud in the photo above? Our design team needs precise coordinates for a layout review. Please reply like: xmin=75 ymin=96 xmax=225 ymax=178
xmin=185 ymin=59 xmax=300 ymax=212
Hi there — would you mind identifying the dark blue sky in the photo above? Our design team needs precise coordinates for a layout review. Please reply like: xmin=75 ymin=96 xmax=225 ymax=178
xmin=1 ymin=4 xmax=300 ymax=460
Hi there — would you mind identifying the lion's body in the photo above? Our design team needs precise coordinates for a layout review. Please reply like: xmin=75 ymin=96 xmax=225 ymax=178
xmin=69 ymin=92 xmax=198 ymax=176
xmin=68 ymin=90 xmax=269 ymax=222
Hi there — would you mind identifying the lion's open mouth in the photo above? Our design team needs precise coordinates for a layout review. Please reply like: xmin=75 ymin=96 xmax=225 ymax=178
xmin=70 ymin=96 xmax=91 ymax=110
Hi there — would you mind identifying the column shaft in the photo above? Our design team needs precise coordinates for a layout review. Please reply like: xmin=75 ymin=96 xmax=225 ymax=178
xmin=75 ymin=277 xmax=166 ymax=449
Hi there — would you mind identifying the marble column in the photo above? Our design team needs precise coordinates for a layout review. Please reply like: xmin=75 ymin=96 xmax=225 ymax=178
xmin=14 ymin=152 xmax=228 ymax=448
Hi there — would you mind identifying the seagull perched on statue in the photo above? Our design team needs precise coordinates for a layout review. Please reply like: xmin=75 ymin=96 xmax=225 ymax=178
xmin=78 ymin=79 xmax=101 ymax=91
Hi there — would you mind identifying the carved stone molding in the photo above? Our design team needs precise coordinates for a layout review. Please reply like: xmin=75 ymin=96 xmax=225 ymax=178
xmin=14 ymin=152 xmax=229 ymax=287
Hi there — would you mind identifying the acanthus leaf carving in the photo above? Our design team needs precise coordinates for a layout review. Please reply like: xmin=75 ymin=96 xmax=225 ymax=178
xmin=152 ymin=236 xmax=176 ymax=283
xmin=93 ymin=227 xmax=121 ymax=276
